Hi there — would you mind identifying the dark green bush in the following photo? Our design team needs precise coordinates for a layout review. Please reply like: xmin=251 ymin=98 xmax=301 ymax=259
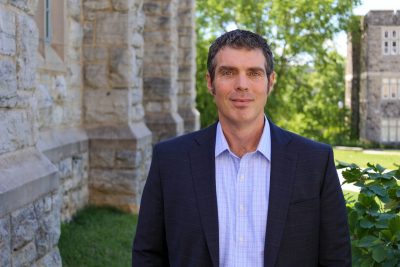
xmin=338 ymin=162 xmax=400 ymax=266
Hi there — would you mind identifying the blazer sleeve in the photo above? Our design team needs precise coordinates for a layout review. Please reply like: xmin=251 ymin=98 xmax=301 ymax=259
xmin=132 ymin=145 xmax=170 ymax=267
xmin=318 ymin=148 xmax=351 ymax=266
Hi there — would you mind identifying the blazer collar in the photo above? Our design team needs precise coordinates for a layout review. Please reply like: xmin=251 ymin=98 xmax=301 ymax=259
xmin=189 ymin=121 xmax=297 ymax=267
xmin=190 ymin=123 xmax=219 ymax=267
xmin=264 ymin=121 xmax=297 ymax=267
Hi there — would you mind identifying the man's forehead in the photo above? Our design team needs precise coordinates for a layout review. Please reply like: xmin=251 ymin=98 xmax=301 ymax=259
xmin=215 ymin=47 xmax=266 ymax=68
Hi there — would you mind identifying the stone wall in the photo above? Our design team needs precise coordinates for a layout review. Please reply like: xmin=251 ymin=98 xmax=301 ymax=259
xmin=0 ymin=0 xmax=198 ymax=265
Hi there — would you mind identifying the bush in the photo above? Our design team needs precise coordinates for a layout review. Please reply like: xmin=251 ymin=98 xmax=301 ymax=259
xmin=338 ymin=162 xmax=400 ymax=266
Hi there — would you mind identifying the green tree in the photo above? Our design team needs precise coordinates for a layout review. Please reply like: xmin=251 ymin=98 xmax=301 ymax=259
xmin=196 ymin=0 xmax=360 ymax=144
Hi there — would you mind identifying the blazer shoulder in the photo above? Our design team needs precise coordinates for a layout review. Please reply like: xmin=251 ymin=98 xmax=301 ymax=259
xmin=275 ymin=125 xmax=331 ymax=152
xmin=154 ymin=123 xmax=217 ymax=153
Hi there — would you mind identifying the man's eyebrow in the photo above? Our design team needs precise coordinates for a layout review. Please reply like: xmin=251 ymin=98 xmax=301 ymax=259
xmin=217 ymin=66 xmax=237 ymax=71
xmin=247 ymin=67 xmax=266 ymax=73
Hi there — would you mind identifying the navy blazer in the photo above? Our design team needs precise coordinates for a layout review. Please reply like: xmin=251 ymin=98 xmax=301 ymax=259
xmin=132 ymin=121 xmax=351 ymax=267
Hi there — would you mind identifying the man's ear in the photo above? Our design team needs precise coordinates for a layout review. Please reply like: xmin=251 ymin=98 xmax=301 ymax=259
xmin=267 ymin=72 xmax=276 ymax=95
xmin=206 ymin=72 xmax=215 ymax=95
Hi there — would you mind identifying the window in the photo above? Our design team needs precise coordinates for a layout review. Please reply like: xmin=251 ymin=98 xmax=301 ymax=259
xmin=390 ymin=79 xmax=398 ymax=99
xmin=398 ymin=79 xmax=400 ymax=100
xmin=34 ymin=0 xmax=65 ymax=60
xmin=382 ymin=27 xmax=400 ymax=55
xmin=381 ymin=78 xmax=400 ymax=100
xmin=381 ymin=118 xmax=400 ymax=143
xmin=382 ymin=79 xmax=389 ymax=99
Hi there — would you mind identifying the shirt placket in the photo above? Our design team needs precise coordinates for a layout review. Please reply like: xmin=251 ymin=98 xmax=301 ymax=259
xmin=235 ymin=155 xmax=248 ymax=267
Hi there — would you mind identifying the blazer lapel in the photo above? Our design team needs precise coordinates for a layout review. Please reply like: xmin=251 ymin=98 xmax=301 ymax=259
xmin=190 ymin=124 xmax=219 ymax=267
xmin=264 ymin=122 xmax=298 ymax=267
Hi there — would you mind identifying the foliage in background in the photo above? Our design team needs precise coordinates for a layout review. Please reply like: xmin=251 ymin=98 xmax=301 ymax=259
xmin=59 ymin=206 xmax=137 ymax=267
xmin=196 ymin=0 xmax=360 ymax=144
xmin=339 ymin=162 xmax=400 ymax=266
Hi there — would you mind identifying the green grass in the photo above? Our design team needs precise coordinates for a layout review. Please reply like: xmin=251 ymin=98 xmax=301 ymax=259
xmin=333 ymin=148 xmax=400 ymax=170
xmin=59 ymin=206 xmax=137 ymax=267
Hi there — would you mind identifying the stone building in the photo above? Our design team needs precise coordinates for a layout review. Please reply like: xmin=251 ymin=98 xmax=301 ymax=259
xmin=0 ymin=0 xmax=199 ymax=266
xmin=346 ymin=10 xmax=400 ymax=145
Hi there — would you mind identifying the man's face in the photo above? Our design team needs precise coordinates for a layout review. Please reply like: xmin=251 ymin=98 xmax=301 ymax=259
xmin=206 ymin=47 xmax=275 ymax=127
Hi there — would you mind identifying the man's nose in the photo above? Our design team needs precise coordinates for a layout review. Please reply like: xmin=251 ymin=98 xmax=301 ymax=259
xmin=235 ymin=73 xmax=249 ymax=91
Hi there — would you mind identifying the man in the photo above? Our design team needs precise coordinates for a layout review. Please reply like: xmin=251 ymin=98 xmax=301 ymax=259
xmin=133 ymin=29 xmax=351 ymax=266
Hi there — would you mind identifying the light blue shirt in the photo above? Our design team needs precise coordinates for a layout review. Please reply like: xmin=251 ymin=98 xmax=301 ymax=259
xmin=215 ymin=118 xmax=271 ymax=267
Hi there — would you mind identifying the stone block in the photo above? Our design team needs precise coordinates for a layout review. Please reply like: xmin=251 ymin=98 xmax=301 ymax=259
xmin=83 ymin=46 xmax=107 ymax=62
xmin=131 ymin=32 xmax=144 ymax=48
xmin=11 ymin=241 xmax=37 ymax=267
xmin=36 ymin=247 xmax=62 ymax=267
xmin=83 ymin=22 xmax=94 ymax=44
xmin=67 ymin=62 xmax=83 ymax=88
xmin=112 ymin=0 xmax=134 ymax=11
xmin=131 ymin=87 xmax=143 ymax=105
xmin=84 ymin=64 xmax=109 ymax=89
xmin=84 ymin=90 xmax=130 ymax=123
xmin=90 ymin=147 xmax=115 ymax=168
xmin=16 ymin=14 xmax=38 ymax=90
xmin=143 ymin=2 xmax=173 ymax=16
xmin=0 ymin=8 xmax=16 ymax=56
xmin=58 ymin=157 xmax=73 ymax=179
xmin=67 ymin=0 xmax=81 ymax=20
xmin=0 ymin=110 xmax=34 ymax=154
xmin=83 ymin=0 xmax=111 ymax=10
xmin=95 ymin=13 xmax=130 ymax=45
xmin=53 ymin=75 xmax=67 ymax=104
xmin=110 ymin=47 xmax=135 ymax=88
xmin=0 ymin=216 xmax=11 ymax=267
xmin=143 ymin=77 xmax=174 ymax=98
xmin=115 ymin=149 xmax=140 ymax=169
xmin=11 ymin=204 xmax=38 ymax=251
xmin=131 ymin=104 xmax=145 ymax=122
xmin=0 ymin=58 xmax=17 ymax=99
xmin=90 ymin=169 xmax=139 ymax=194
xmin=9 ymin=0 xmax=38 ymax=14
xmin=89 ymin=188 xmax=138 ymax=213
xmin=68 ymin=18 xmax=83 ymax=48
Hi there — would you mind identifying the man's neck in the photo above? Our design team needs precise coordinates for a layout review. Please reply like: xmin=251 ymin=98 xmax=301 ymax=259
xmin=219 ymin=117 xmax=265 ymax=158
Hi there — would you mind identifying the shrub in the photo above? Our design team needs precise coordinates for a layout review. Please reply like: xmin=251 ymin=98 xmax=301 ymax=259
xmin=338 ymin=162 xmax=400 ymax=267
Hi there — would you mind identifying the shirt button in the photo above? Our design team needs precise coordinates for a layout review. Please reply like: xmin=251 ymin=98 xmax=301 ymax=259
xmin=240 ymin=175 xmax=245 ymax=181
xmin=239 ymin=236 xmax=244 ymax=242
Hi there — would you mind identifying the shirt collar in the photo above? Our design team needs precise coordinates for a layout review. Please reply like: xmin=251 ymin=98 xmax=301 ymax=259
xmin=215 ymin=116 xmax=271 ymax=160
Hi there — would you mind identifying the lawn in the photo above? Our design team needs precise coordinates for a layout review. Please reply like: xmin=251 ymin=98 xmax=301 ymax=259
xmin=59 ymin=206 xmax=137 ymax=267
xmin=333 ymin=148 xmax=400 ymax=170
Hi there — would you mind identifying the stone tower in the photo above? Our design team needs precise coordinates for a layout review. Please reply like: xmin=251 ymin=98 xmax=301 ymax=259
xmin=346 ymin=11 xmax=400 ymax=145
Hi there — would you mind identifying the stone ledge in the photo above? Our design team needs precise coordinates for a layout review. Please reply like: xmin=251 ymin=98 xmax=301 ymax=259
xmin=86 ymin=122 xmax=152 ymax=140
xmin=0 ymin=148 xmax=58 ymax=218
xmin=37 ymin=127 xmax=88 ymax=163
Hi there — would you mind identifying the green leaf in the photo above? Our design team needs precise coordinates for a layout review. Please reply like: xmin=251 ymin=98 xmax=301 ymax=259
xmin=360 ymin=218 xmax=374 ymax=229
xmin=372 ymin=246 xmax=386 ymax=263
xmin=388 ymin=217 xmax=400 ymax=234
xmin=367 ymin=185 xmax=386 ymax=197
xmin=357 ymin=235 xmax=379 ymax=248
xmin=336 ymin=161 xmax=359 ymax=169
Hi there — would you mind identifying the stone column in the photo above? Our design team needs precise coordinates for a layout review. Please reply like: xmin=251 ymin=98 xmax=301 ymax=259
xmin=177 ymin=0 xmax=200 ymax=133
xmin=82 ymin=0 xmax=152 ymax=213
xmin=143 ymin=0 xmax=184 ymax=143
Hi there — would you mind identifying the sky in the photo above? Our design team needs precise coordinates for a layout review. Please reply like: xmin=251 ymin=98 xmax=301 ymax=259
xmin=335 ymin=0 xmax=400 ymax=56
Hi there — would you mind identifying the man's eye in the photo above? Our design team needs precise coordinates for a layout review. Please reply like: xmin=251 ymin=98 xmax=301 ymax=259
xmin=249 ymin=71 xmax=261 ymax=77
xmin=221 ymin=70 xmax=233 ymax=76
